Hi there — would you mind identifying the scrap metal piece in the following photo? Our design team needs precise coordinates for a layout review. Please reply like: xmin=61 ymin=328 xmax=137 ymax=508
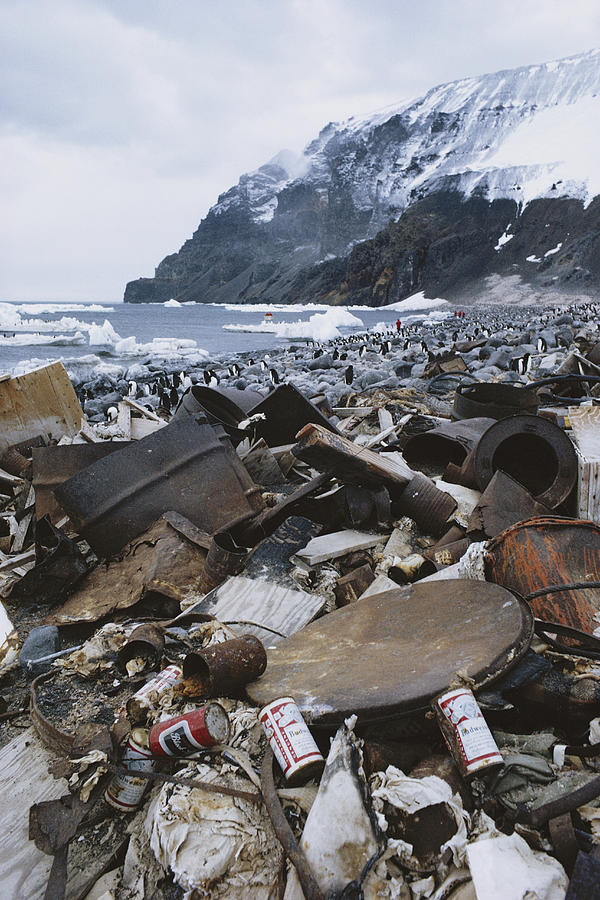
xmin=248 ymin=383 xmax=340 ymax=446
xmin=54 ymin=416 xmax=263 ymax=558
xmin=454 ymin=382 xmax=539 ymax=420
xmin=247 ymin=580 xmax=533 ymax=725
xmin=182 ymin=634 xmax=267 ymax=697
xmin=199 ymin=530 xmax=250 ymax=592
xmin=0 ymin=362 xmax=84 ymax=455
xmin=43 ymin=514 xmax=207 ymax=626
xmin=485 ymin=516 xmax=600 ymax=634
xmin=466 ymin=470 xmax=552 ymax=539
xmin=32 ymin=442 xmax=133 ymax=522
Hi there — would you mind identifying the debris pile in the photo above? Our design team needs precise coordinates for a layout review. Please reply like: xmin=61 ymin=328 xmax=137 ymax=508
xmin=1 ymin=301 xmax=600 ymax=899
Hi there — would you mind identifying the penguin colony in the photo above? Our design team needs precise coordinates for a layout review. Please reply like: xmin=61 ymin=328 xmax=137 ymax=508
xmin=74 ymin=300 xmax=600 ymax=422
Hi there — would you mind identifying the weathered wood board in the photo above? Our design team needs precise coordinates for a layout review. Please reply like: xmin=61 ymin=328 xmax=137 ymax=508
xmin=0 ymin=362 xmax=83 ymax=454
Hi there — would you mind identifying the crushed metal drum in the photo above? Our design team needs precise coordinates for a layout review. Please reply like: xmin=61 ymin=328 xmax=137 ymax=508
xmin=53 ymin=416 xmax=263 ymax=557
xmin=246 ymin=580 xmax=533 ymax=725
xmin=485 ymin=516 xmax=600 ymax=634
xmin=466 ymin=470 xmax=552 ymax=539
xmin=174 ymin=385 xmax=263 ymax=442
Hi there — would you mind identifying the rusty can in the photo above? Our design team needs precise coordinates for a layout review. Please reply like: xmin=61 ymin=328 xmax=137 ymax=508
xmin=149 ymin=703 xmax=230 ymax=757
xmin=105 ymin=728 xmax=154 ymax=812
xmin=126 ymin=664 xmax=183 ymax=724
xmin=433 ymin=687 xmax=503 ymax=778
xmin=260 ymin=697 xmax=325 ymax=785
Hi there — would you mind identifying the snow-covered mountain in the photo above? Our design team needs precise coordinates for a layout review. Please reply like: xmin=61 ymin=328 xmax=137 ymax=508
xmin=125 ymin=49 xmax=600 ymax=306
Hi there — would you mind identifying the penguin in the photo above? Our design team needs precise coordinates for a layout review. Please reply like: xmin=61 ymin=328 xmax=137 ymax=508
xmin=172 ymin=372 xmax=181 ymax=388
xmin=537 ymin=336 xmax=547 ymax=352
xmin=127 ymin=380 xmax=137 ymax=397
xmin=170 ymin=386 xmax=179 ymax=407
xmin=203 ymin=369 xmax=212 ymax=385
xmin=344 ymin=365 xmax=354 ymax=385
xmin=106 ymin=406 xmax=118 ymax=422
xmin=269 ymin=368 xmax=280 ymax=386
xmin=332 ymin=348 xmax=339 ymax=360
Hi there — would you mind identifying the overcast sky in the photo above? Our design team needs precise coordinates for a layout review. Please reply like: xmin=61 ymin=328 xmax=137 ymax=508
xmin=2 ymin=0 xmax=599 ymax=302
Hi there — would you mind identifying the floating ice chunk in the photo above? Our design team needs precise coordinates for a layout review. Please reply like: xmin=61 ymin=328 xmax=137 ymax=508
xmin=163 ymin=298 xmax=182 ymax=307
xmin=526 ymin=254 xmax=542 ymax=262
xmin=224 ymin=307 xmax=363 ymax=342
xmin=88 ymin=319 xmax=122 ymax=346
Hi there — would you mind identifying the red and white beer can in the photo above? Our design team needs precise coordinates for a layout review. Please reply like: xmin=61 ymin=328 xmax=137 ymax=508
xmin=434 ymin=687 xmax=503 ymax=778
xmin=126 ymin=664 xmax=183 ymax=723
xmin=260 ymin=697 xmax=324 ymax=785
xmin=105 ymin=728 xmax=154 ymax=812
xmin=149 ymin=703 xmax=230 ymax=757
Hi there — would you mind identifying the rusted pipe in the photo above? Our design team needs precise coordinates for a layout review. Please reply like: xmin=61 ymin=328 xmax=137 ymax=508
xmin=260 ymin=746 xmax=324 ymax=900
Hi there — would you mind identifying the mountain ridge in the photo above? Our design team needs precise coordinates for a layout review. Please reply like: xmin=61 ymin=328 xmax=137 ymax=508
xmin=124 ymin=49 xmax=600 ymax=306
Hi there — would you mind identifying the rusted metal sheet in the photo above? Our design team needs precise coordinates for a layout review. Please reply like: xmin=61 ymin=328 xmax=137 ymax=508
xmin=466 ymin=470 xmax=552 ymax=538
xmin=249 ymin=383 xmax=340 ymax=446
xmin=43 ymin=514 xmax=207 ymax=626
xmin=32 ymin=442 xmax=133 ymax=521
xmin=402 ymin=418 xmax=493 ymax=469
xmin=247 ymin=580 xmax=533 ymax=725
xmin=182 ymin=634 xmax=267 ymax=697
xmin=0 ymin=362 xmax=84 ymax=455
xmin=54 ymin=416 xmax=263 ymax=558
xmin=486 ymin=516 xmax=600 ymax=633
xmin=454 ymin=382 xmax=539 ymax=420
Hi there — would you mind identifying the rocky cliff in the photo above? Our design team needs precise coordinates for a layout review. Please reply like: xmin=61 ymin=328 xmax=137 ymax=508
xmin=124 ymin=50 xmax=600 ymax=306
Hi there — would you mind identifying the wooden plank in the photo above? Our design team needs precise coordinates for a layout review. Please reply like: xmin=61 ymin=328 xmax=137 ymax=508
xmin=0 ymin=547 xmax=37 ymax=572
xmin=184 ymin=575 xmax=327 ymax=647
xmin=0 ymin=728 xmax=68 ymax=900
xmin=0 ymin=362 xmax=83 ymax=454
xmin=296 ymin=529 xmax=389 ymax=566
xmin=116 ymin=402 xmax=131 ymax=439
xmin=123 ymin=396 xmax=163 ymax=422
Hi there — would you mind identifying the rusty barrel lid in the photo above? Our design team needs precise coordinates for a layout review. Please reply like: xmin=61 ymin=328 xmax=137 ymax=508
xmin=246 ymin=579 xmax=533 ymax=725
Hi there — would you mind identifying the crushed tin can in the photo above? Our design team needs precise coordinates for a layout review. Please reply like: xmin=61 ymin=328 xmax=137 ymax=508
xmin=149 ymin=703 xmax=230 ymax=757
xmin=433 ymin=687 xmax=503 ymax=779
xmin=260 ymin=696 xmax=325 ymax=785
xmin=126 ymin=664 xmax=183 ymax=724
xmin=105 ymin=727 xmax=154 ymax=812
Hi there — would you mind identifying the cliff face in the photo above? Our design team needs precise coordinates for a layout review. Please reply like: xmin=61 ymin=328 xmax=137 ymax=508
xmin=124 ymin=50 xmax=600 ymax=305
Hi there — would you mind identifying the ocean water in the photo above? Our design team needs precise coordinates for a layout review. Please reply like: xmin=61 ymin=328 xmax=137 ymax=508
xmin=0 ymin=298 xmax=450 ymax=380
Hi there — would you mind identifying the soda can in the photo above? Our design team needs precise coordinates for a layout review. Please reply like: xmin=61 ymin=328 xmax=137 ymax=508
xmin=433 ymin=687 xmax=503 ymax=778
xmin=260 ymin=697 xmax=325 ymax=785
xmin=126 ymin=664 xmax=183 ymax=723
xmin=149 ymin=703 xmax=230 ymax=757
xmin=105 ymin=728 xmax=154 ymax=812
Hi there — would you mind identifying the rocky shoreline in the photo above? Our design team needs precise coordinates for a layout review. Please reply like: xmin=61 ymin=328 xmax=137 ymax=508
xmin=75 ymin=300 xmax=600 ymax=423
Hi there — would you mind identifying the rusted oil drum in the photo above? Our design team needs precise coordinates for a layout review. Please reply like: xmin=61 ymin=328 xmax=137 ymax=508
xmin=247 ymin=580 xmax=533 ymax=725
xmin=486 ymin=516 xmax=600 ymax=634
xmin=454 ymin=382 xmax=539 ymax=421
